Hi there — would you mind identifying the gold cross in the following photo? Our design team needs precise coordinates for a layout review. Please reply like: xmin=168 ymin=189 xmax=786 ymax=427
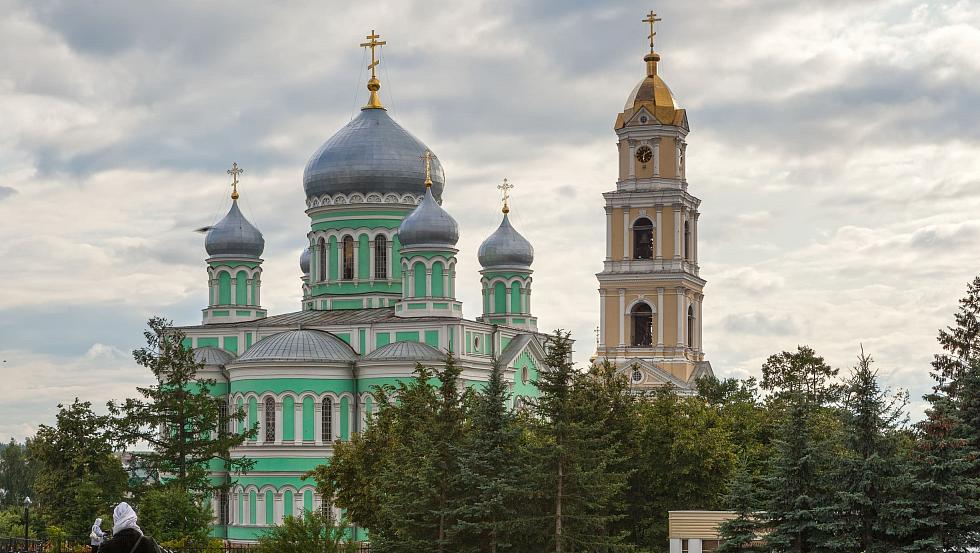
xmin=421 ymin=150 xmax=434 ymax=188
xmin=227 ymin=162 xmax=243 ymax=200
xmin=497 ymin=178 xmax=514 ymax=214
xmin=643 ymin=10 xmax=662 ymax=53
xmin=360 ymin=30 xmax=386 ymax=79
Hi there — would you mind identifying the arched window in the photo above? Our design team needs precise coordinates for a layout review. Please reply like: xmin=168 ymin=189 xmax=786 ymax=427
xmin=321 ymin=397 xmax=333 ymax=442
xmin=342 ymin=235 xmax=354 ymax=280
xmin=216 ymin=399 xmax=229 ymax=437
xmin=684 ymin=221 xmax=691 ymax=261
xmin=235 ymin=270 xmax=248 ymax=305
xmin=413 ymin=261 xmax=427 ymax=297
xmin=217 ymin=489 xmax=229 ymax=525
xmin=264 ymin=397 xmax=275 ymax=443
xmin=431 ymin=261 xmax=445 ymax=297
xmin=317 ymin=238 xmax=326 ymax=281
xmin=218 ymin=271 xmax=232 ymax=305
xmin=374 ymin=235 xmax=387 ymax=280
xmin=632 ymin=218 xmax=654 ymax=259
xmin=631 ymin=302 xmax=654 ymax=347
xmin=687 ymin=305 xmax=695 ymax=348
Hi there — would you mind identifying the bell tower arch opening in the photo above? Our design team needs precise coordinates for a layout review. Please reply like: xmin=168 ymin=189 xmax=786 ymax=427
xmin=630 ymin=302 xmax=654 ymax=347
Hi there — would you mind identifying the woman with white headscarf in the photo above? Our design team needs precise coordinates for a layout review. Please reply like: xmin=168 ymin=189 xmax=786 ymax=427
xmin=96 ymin=502 xmax=160 ymax=553
xmin=89 ymin=518 xmax=105 ymax=552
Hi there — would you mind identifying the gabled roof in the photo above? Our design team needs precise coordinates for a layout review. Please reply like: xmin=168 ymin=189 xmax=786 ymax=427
xmin=178 ymin=307 xmax=459 ymax=330
xmin=498 ymin=334 xmax=547 ymax=368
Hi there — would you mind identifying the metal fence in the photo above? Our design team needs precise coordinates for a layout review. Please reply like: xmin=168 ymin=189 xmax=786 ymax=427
xmin=1 ymin=537 xmax=370 ymax=553
xmin=0 ymin=538 xmax=45 ymax=553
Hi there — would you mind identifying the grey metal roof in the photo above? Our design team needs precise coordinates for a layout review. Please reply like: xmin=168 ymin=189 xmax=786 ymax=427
xmin=178 ymin=307 xmax=469 ymax=330
xmin=205 ymin=200 xmax=265 ymax=258
xmin=237 ymin=329 xmax=357 ymax=363
xmin=299 ymin=246 xmax=311 ymax=275
xmin=398 ymin=187 xmax=459 ymax=249
xmin=498 ymin=334 xmax=534 ymax=367
xmin=193 ymin=346 xmax=235 ymax=366
xmin=478 ymin=213 xmax=534 ymax=269
xmin=303 ymin=109 xmax=445 ymax=201
xmin=363 ymin=340 xmax=445 ymax=362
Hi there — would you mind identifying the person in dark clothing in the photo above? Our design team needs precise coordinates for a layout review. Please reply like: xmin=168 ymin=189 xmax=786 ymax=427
xmin=97 ymin=502 xmax=160 ymax=553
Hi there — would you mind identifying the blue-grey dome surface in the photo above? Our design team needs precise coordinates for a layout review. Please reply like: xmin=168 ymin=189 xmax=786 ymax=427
xmin=398 ymin=187 xmax=459 ymax=249
xmin=299 ymin=246 xmax=311 ymax=275
xmin=363 ymin=340 xmax=445 ymax=362
xmin=478 ymin=214 xmax=534 ymax=269
xmin=193 ymin=346 xmax=235 ymax=366
xmin=237 ymin=329 xmax=357 ymax=363
xmin=205 ymin=201 xmax=265 ymax=258
xmin=303 ymin=109 xmax=445 ymax=202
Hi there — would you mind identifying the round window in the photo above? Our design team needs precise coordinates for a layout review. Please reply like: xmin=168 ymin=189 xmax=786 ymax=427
xmin=639 ymin=115 xmax=648 ymax=124
xmin=632 ymin=369 xmax=643 ymax=382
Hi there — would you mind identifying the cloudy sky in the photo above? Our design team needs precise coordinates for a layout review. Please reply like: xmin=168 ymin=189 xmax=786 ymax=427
xmin=1 ymin=0 xmax=979 ymax=440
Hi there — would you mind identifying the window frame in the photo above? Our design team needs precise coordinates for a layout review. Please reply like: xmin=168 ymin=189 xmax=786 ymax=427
xmin=321 ymin=397 xmax=333 ymax=442
xmin=264 ymin=396 xmax=275 ymax=443
xmin=342 ymin=235 xmax=355 ymax=280
xmin=632 ymin=217 xmax=654 ymax=260
xmin=374 ymin=235 xmax=388 ymax=280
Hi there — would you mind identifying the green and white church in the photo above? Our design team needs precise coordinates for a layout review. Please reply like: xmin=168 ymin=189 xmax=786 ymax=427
xmin=177 ymin=33 xmax=548 ymax=542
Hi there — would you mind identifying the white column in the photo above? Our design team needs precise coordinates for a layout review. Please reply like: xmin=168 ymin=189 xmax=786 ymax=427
xmin=401 ymin=271 xmax=408 ymax=299
xmin=274 ymin=493 xmax=283 ymax=525
xmin=368 ymin=239 xmax=376 ymax=281
xmin=488 ymin=285 xmax=495 ymax=315
xmin=425 ymin=269 xmax=432 ymax=297
xmin=293 ymin=400 xmax=303 ymax=443
xmin=526 ymin=288 xmax=531 ymax=314
xmin=256 ymin=494 xmax=265 ymax=526
xmin=598 ymin=289 xmax=607 ymax=348
xmin=697 ymin=294 xmax=704 ymax=352
xmin=313 ymin=400 xmax=322 ymax=445
xmin=230 ymin=280 xmax=237 ymax=306
xmin=657 ymin=288 xmax=665 ymax=347
xmin=676 ymin=143 xmax=683 ymax=180
xmin=246 ymin=278 xmax=253 ymax=305
xmin=605 ymin=206 xmax=612 ymax=260
xmin=256 ymin=400 xmax=265 ymax=443
xmin=655 ymin=206 xmax=663 ymax=260
xmin=333 ymin=399 xmax=341 ymax=441
xmin=680 ymin=142 xmax=687 ymax=180
xmin=653 ymin=139 xmax=661 ymax=176
xmin=336 ymin=243 xmax=343 ymax=282
xmin=673 ymin=205 xmax=682 ymax=260
xmin=386 ymin=240 xmax=394 ymax=283
xmin=676 ymin=288 xmax=685 ymax=347
xmin=243 ymin=492 xmax=251 ymax=525
xmin=618 ymin=289 xmax=626 ymax=347
xmin=352 ymin=241 xmax=359 ymax=283
xmin=622 ymin=207 xmax=631 ymax=259
xmin=505 ymin=286 xmax=512 ymax=314
xmin=693 ymin=212 xmax=700 ymax=266
xmin=274 ymin=401 xmax=283 ymax=444
xmin=442 ymin=271 xmax=449 ymax=299
xmin=254 ymin=279 xmax=260 ymax=306
xmin=627 ymin=141 xmax=636 ymax=179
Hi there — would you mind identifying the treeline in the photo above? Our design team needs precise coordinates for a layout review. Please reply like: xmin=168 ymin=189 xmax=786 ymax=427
xmin=312 ymin=279 xmax=980 ymax=553
xmin=0 ymin=317 xmax=252 ymax=545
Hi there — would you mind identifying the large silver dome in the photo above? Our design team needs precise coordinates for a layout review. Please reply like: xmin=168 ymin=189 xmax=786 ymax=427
xmin=398 ymin=187 xmax=459 ymax=249
xmin=303 ymin=109 xmax=445 ymax=202
xmin=205 ymin=200 xmax=264 ymax=258
xmin=478 ymin=213 xmax=533 ymax=269
xmin=237 ymin=329 xmax=357 ymax=363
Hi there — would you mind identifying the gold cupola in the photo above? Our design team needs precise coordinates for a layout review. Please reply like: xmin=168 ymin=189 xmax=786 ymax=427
xmin=615 ymin=11 xmax=687 ymax=130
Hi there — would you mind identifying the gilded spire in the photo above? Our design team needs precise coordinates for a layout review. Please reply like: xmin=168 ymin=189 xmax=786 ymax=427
xmin=360 ymin=30 xmax=387 ymax=110
xmin=497 ymin=178 xmax=513 ymax=214
xmin=642 ymin=10 xmax=662 ymax=76
xmin=421 ymin=150 xmax=434 ymax=188
xmin=227 ymin=162 xmax=243 ymax=200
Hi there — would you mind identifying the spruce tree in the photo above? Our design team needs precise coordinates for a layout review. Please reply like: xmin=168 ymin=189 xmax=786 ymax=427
xmin=717 ymin=465 xmax=764 ymax=553
xmin=523 ymin=331 xmax=630 ymax=553
xmin=451 ymin=360 xmax=525 ymax=553
xmin=109 ymin=317 xmax=253 ymax=495
xmin=820 ymin=349 xmax=911 ymax=552
xmin=932 ymin=276 xmax=980 ymax=398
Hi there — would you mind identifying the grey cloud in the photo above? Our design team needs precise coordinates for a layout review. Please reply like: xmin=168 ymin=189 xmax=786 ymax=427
xmin=0 ymin=186 xmax=15 ymax=200
xmin=722 ymin=312 xmax=799 ymax=336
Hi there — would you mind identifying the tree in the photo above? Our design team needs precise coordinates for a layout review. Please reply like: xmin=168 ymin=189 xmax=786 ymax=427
xmin=717 ymin=465 xmax=764 ymax=553
xmin=137 ymin=484 xmax=214 ymax=545
xmin=932 ymin=276 xmax=980 ymax=398
xmin=29 ymin=399 xmax=128 ymax=540
xmin=0 ymin=439 xmax=33 ymax=508
xmin=522 ymin=331 xmax=630 ymax=553
xmin=820 ymin=349 xmax=912 ymax=552
xmin=451 ymin=361 xmax=526 ymax=553
xmin=256 ymin=511 xmax=357 ymax=553
xmin=110 ymin=317 xmax=253 ymax=496
xmin=761 ymin=346 xmax=839 ymax=406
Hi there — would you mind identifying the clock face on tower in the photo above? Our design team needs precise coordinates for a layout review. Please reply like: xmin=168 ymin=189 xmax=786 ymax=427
xmin=635 ymin=145 xmax=653 ymax=163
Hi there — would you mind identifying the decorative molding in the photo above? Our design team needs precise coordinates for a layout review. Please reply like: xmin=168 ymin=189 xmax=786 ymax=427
xmin=306 ymin=192 xmax=423 ymax=209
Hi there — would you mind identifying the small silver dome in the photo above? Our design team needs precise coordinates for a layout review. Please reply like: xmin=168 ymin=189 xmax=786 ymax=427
xmin=299 ymin=246 xmax=311 ymax=275
xmin=193 ymin=346 xmax=235 ymax=366
xmin=398 ymin=188 xmax=459 ymax=249
xmin=478 ymin=213 xmax=533 ymax=269
xmin=363 ymin=341 xmax=445 ymax=362
xmin=303 ymin=109 xmax=445 ymax=202
xmin=237 ymin=329 xmax=356 ymax=363
xmin=205 ymin=201 xmax=264 ymax=258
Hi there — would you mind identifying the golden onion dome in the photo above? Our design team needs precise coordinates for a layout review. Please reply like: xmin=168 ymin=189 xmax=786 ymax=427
xmin=616 ymin=52 xmax=687 ymax=130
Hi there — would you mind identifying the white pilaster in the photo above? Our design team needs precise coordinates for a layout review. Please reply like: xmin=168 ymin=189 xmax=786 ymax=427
xmin=693 ymin=212 xmax=700 ymax=266
xmin=598 ymin=289 xmax=607 ymax=348
xmin=386 ymin=240 xmax=394 ymax=283
xmin=368 ymin=240 xmax=376 ymax=281
xmin=653 ymin=139 xmax=661 ymax=176
xmin=425 ymin=269 xmax=432 ymax=297
xmin=230 ymin=280 xmax=237 ymax=306
xmin=274 ymin=493 xmax=283 ymax=525
xmin=256 ymin=494 xmax=265 ymax=525
xmin=623 ymin=207 xmax=631 ymax=259
xmin=274 ymin=401 xmax=283 ymax=444
xmin=352 ymin=240 xmax=359 ymax=284
xmin=442 ymin=271 xmax=449 ymax=299
xmin=628 ymin=141 xmax=636 ymax=179
xmin=505 ymin=286 xmax=512 ymax=314
xmin=293 ymin=401 xmax=303 ymax=443
xmin=676 ymin=288 xmax=685 ymax=347
xmin=655 ymin=206 xmax=663 ymax=260
xmin=618 ymin=289 xmax=626 ymax=347
xmin=673 ymin=205 xmax=682 ymax=260
xmin=605 ymin=206 xmax=612 ymax=260
xmin=657 ymin=287 xmax=665 ymax=347
xmin=313 ymin=400 xmax=322 ymax=445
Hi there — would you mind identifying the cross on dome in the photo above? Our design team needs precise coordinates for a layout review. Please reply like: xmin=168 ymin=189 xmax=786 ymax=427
xmin=360 ymin=30 xmax=387 ymax=109
xmin=643 ymin=10 xmax=662 ymax=53
xmin=498 ymin=178 xmax=514 ymax=214
xmin=227 ymin=162 xmax=243 ymax=199
xmin=421 ymin=150 xmax=435 ymax=188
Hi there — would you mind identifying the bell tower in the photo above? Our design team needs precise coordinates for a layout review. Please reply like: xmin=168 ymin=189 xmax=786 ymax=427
xmin=595 ymin=11 xmax=711 ymax=390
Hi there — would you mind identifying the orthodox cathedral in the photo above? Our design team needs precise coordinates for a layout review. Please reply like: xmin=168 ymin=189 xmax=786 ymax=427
xmin=174 ymin=14 xmax=711 ymax=542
